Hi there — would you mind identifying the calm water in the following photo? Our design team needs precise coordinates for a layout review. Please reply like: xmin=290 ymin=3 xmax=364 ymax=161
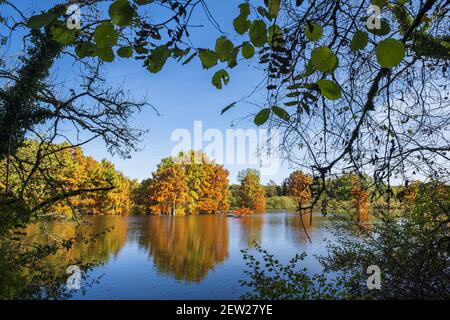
xmin=26 ymin=212 xmax=336 ymax=299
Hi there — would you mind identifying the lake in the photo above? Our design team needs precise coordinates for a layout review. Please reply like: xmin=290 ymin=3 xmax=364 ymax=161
xmin=25 ymin=211 xmax=336 ymax=299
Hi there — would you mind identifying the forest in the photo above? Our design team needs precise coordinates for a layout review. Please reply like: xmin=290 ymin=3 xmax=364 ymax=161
xmin=2 ymin=140 xmax=442 ymax=224
xmin=0 ymin=0 xmax=449 ymax=301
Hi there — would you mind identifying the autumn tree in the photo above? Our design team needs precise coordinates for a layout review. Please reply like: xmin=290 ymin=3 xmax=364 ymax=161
xmin=0 ymin=141 xmax=137 ymax=219
xmin=141 ymin=151 xmax=230 ymax=215
xmin=148 ymin=163 xmax=190 ymax=215
xmin=237 ymin=169 xmax=266 ymax=213
xmin=286 ymin=171 xmax=312 ymax=209
xmin=349 ymin=175 xmax=370 ymax=223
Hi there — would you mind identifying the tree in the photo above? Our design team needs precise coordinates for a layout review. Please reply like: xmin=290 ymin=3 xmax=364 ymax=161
xmin=237 ymin=169 xmax=266 ymax=213
xmin=321 ymin=181 xmax=450 ymax=299
xmin=141 ymin=151 xmax=230 ymax=215
xmin=216 ymin=0 xmax=449 ymax=210
xmin=148 ymin=163 xmax=190 ymax=215
xmin=0 ymin=141 xmax=137 ymax=220
xmin=264 ymin=179 xmax=279 ymax=198
xmin=286 ymin=171 xmax=312 ymax=209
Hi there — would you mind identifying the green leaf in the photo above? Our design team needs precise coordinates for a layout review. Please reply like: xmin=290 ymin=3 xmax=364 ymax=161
xmin=212 ymin=69 xmax=230 ymax=89
xmin=94 ymin=21 xmax=118 ymax=48
xmin=254 ymin=108 xmax=271 ymax=126
xmin=367 ymin=19 xmax=390 ymax=36
xmin=241 ymin=42 xmax=255 ymax=59
xmin=233 ymin=15 xmax=251 ymax=35
xmin=117 ymin=46 xmax=133 ymax=58
xmin=376 ymin=38 xmax=405 ymax=68
xmin=198 ymin=49 xmax=218 ymax=69
xmin=221 ymin=102 xmax=237 ymax=115
xmin=305 ymin=22 xmax=323 ymax=42
xmin=316 ymin=79 xmax=342 ymax=100
xmin=96 ymin=47 xmax=115 ymax=62
xmin=27 ymin=12 xmax=57 ymax=29
xmin=284 ymin=101 xmax=298 ymax=107
xmin=147 ymin=45 xmax=170 ymax=73
xmin=134 ymin=45 xmax=148 ymax=54
xmin=272 ymin=106 xmax=290 ymax=121
xmin=310 ymin=47 xmax=338 ymax=73
xmin=228 ymin=47 xmax=240 ymax=68
xmin=249 ymin=20 xmax=268 ymax=47
xmin=287 ymin=83 xmax=303 ymax=90
xmin=215 ymin=36 xmax=234 ymax=62
xmin=51 ymin=25 xmax=76 ymax=44
xmin=257 ymin=6 xmax=271 ymax=19
xmin=76 ymin=42 xmax=97 ymax=58
xmin=268 ymin=25 xmax=283 ymax=46
xmin=182 ymin=52 xmax=197 ymax=65
xmin=109 ymin=0 xmax=135 ymax=26
xmin=135 ymin=0 xmax=154 ymax=4
xmin=350 ymin=30 xmax=369 ymax=51
xmin=268 ymin=0 xmax=281 ymax=19
xmin=372 ymin=0 xmax=388 ymax=8
xmin=239 ymin=3 xmax=250 ymax=16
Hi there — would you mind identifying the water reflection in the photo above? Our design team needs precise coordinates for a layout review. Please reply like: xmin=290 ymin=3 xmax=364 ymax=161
xmin=25 ymin=216 xmax=128 ymax=270
xmin=235 ymin=215 xmax=264 ymax=246
xmin=137 ymin=215 xmax=229 ymax=282
xmin=21 ymin=212 xmax=335 ymax=298
xmin=284 ymin=213 xmax=319 ymax=244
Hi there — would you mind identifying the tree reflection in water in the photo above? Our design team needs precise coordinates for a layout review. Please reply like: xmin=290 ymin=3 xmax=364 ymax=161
xmin=138 ymin=215 xmax=229 ymax=282
xmin=25 ymin=216 xmax=129 ymax=273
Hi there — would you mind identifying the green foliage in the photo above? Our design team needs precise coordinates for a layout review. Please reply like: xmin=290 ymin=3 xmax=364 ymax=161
xmin=233 ymin=3 xmax=251 ymax=35
xmin=237 ymin=169 xmax=266 ymax=212
xmin=146 ymin=45 xmax=170 ymax=73
xmin=51 ymin=24 xmax=76 ymax=44
xmin=305 ymin=22 xmax=323 ymax=42
xmin=215 ymin=36 xmax=234 ymax=62
xmin=94 ymin=21 xmax=118 ymax=48
xmin=316 ymin=79 xmax=342 ymax=100
xmin=350 ymin=31 xmax=368 ymax=51
xmin=372 ymin=0 xmax=388 ymax=9
xmin=254 ymin=108 xmax=271 ymax=126
xmin=109 ymin=0 xmax=135 ymax=27
xmin=310 ymin=47 xmax=338 ymax=73
xmin=267 ymin=0 xmax=281 ymax=19
xmin=240 ymin=243 xmax=345 ymax=299
xmin=212 ymin=69 xmax=230 ymax=89
xmin=76 ymin=42 xmax=97 ymax=58
xmin=117 ymin=46 xmax=133 ymax=58
xmin=271 ymin=106 xmax=290 ymax=121
xmin=199 ymin=49 xmax=218 ymax=69
xmin=367 ymin=19 xmax=390 ymax=36
xmin=266 ymin=196 xmax=297 ymax=209
xmin=322 ymin=182 xmax=450 ymax=299
xmin=267 ymin=24 xmax=283 ymax=47
xmin=27 ymin=12 xmax=57 ymax=29
xmin=376 ymin=38 xmax=405 ymax=68
xmin=249 ymin=20 xmax=268 ymax=47
xmin=241 ymin=42 xmax=255 ymax=59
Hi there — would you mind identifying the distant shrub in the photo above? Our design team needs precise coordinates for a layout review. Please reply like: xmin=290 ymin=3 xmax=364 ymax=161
xmin=266 ymin=196 xmax=297 ymax=209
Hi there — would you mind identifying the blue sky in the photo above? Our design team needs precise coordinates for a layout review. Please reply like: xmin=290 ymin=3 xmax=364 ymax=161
xmin=4 ymin=0 xmax=295 ymax=184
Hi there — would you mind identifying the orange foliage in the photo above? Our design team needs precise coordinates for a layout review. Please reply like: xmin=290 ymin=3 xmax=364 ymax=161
xmin=137 ymin=151 xmax=230 ymax=215
xmin=233 ymin=207 xmax=251 ymax=216
xmin=0 ymin=141 xmax=137 ymax=216
xmin=286 ymin=170 xmax=312 ymax=208
xmin=350 ymin=175 xmax=369 ymax=222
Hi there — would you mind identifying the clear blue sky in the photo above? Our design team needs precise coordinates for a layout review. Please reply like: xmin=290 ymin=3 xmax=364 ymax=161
xmin=5 ymin=0 xmax=295 ymax=184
